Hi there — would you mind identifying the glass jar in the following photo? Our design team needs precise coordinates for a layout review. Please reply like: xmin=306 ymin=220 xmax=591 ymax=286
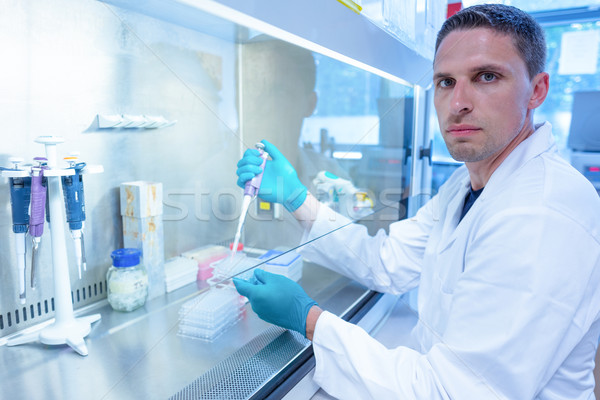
xmin=107 ymin=248 xmax=148 ymax=312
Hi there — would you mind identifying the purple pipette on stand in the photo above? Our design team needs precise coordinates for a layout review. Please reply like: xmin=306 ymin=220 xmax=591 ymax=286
xmin=29 ymin=157 xmax=48 ymax=288
xmin=229 ymin=143 xmax=269 ymax=263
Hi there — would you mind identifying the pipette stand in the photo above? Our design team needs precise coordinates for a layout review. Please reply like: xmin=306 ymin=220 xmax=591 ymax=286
xmin=5 ymin=136 xmax=101 ymax=356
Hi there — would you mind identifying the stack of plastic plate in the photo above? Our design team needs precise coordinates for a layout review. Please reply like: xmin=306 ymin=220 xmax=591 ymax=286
xmin=164 ymin=256 xmax=199 ymax=293
xmin=177 ymin=286 xmax=244 ymax=341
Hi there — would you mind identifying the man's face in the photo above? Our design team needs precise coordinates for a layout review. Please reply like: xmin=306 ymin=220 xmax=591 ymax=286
xmin=433 ymin=28 xmax=535 ymax=163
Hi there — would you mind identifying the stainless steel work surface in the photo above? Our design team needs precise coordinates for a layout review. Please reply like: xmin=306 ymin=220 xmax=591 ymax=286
xmin=0 ymin=262 xmax=369 ymax=400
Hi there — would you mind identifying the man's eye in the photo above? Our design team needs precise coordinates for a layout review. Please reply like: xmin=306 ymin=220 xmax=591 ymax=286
xmin=439 ymin=78 xmax=454 ymax=88
xmin=481 ymin=73 xmax=496 ymax=82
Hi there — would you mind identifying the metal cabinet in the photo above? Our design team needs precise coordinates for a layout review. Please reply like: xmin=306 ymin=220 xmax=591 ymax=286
xmin=0 ymin=0 xmax=433 ymax=398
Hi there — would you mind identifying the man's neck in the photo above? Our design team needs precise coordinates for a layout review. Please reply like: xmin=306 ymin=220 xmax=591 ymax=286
xmin=466 ymin=116 xmax=536 ymax=190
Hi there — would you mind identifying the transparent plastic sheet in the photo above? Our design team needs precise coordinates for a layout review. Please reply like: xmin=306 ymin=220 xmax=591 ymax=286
xmin=175 ymin=196 xmax=413 ymax=341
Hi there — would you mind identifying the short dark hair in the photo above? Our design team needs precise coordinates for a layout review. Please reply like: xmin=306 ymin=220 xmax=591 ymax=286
xmin=435 ymin=4 xmax=546 ymax=79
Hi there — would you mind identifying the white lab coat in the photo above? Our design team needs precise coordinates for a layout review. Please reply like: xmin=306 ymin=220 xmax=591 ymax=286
xmin=298 ymin=122 xmax=600 ymax=399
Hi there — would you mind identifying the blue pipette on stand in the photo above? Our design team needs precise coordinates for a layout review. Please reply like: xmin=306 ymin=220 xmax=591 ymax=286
xmin=4 ymin=158 xmax=32 ymax=303
xmin=62 ymin=156 xmax=87 ymax=279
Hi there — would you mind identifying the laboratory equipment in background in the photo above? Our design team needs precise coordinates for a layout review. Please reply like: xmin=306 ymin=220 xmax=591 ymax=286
xmin=3 ymin=136 xmax=101 ymax=356
xmin=61 ymin=155 xmax=88 ymax=279
xmin=568 ymin=91 xmax=600 ymax=196
xmin=2 ymin=157 xmax=32 ymax=304
xmin=29 ymin=156 xmax=48 ymax=289
xmin=231 ymin=143 xmax=269 ymax=260
xmin=120 ymin=181 xmax=166 ymax=300
xmin=95 ymin=113 xmax=177 ymax=129
xmin=313 ymin=170 xmax=374 ymax=219
xmin=254 ymin=197 xmax=283 ymax=222
xmin=571 ymin=154 xmax=600 ymax=195
xmin=107 ymin=248 xmax=148 ymax=312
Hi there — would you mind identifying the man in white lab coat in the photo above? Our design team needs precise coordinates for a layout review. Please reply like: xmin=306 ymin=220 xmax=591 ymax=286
xmin=234 ymin=4 xmax=600 ymax=399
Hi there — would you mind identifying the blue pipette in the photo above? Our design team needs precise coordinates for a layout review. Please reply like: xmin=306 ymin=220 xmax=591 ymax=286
xmin=4 ymin=158 xmax=32 ymax=303
xmin=62 ymin=157 xmax=87 ymax=279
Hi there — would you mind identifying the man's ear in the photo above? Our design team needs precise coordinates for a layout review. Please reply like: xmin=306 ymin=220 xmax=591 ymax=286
xmin=528 ymin=72 xmax=549 ymax=110
xmin=303 ymin=91 xmax=317 ymax=118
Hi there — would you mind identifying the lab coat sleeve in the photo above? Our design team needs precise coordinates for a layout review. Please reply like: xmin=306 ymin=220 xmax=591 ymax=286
xmin=313 ymin=311 xmax=455 ymax=399
xmin=298 ymin=198 xmax=437 ymax=294
xmin=311 ymin=207 xmax=600 ymax=400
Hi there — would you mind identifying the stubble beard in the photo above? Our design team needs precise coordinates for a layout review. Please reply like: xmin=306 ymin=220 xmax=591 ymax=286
xmin=444 ymin=135 xmax=495 ymax=163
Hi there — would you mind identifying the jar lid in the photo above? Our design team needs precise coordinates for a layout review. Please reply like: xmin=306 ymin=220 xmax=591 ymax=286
xmin=111 ymin=248 xmax=141 ymax=268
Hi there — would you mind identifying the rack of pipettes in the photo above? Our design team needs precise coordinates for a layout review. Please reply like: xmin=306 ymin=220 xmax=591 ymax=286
xmin=1 ymin=136 xmax=103 ymax=356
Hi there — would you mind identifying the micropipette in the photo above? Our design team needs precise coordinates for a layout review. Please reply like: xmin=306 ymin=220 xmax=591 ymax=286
xmin=230 ymin=143 xmax=269 ymax=261
xmin=61 ymin=157 xmax=87 ymax=279
xmin=5 ymin=158 xmax=31 ymax=303
xmin=29 ymin=157 xmax=48 ymax=289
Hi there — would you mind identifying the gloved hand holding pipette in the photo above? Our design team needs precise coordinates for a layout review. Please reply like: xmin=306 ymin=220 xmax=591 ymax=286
xmin=229 ymin=142 xmax=269 ymax=262
xmin=236 ymin=140 xmax=307 ymax=213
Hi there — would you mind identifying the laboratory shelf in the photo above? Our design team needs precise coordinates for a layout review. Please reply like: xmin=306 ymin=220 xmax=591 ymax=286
xmin=100 ymin=0 xmax=433 ymax=88
xmin=0 ymin=261 xmax=372 ymax=400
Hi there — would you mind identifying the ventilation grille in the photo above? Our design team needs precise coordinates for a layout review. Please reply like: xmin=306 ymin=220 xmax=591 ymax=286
xmin=170 ymin=326 xmax=310 ymax=400
xmin=0 ymin=280 xmax=107 ymax=336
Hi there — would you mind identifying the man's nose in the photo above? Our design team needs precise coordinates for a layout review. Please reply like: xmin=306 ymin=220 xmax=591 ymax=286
xmin=450 ymin=80 xmax=473 ymax=115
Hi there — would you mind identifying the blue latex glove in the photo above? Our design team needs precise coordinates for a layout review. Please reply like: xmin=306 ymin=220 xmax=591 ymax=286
xmin=233 ymin=269 xmax=317 ymax=336
xmin=236 ymin=140 xmax=307 ymax=212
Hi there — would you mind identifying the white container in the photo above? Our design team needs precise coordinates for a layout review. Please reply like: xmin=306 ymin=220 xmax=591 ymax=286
xmin=259 ymin=250 xmax=303 ymax=281
xmin=164 ymin=256 xmax=198 ymax=293
xmin=107 ymin=248 xmax=148 ymax=312
xmin=119 ymin=181 xmax=163 ymax=218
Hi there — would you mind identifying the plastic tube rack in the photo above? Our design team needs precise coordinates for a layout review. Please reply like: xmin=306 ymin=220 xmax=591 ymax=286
xmin=2 ymin=136 xmax=102 ymax=356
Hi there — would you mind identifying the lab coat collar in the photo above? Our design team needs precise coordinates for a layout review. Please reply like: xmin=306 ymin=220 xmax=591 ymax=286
xmin=437 ymin=178 xmax=471 ymax=253
xmin=436 ymin=122 xmax=555 ymax=253
xmin=480 ymin=121 xmax=555 ymax=202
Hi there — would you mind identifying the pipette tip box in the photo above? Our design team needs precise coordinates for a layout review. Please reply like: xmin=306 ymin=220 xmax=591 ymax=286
xmin=258 ymin=250 xmax=303 ymax=281
xmin=164 ymin=256 xmax=198 ymax=293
